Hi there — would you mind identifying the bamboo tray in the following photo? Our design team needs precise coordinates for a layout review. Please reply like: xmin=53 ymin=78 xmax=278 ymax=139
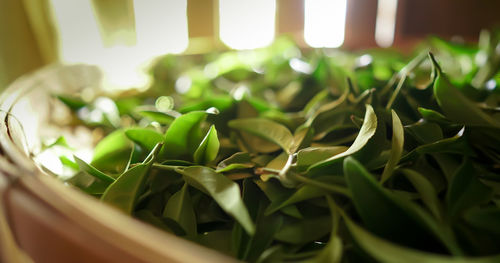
xmin=0 ymin=65 xmax=235 ymax=263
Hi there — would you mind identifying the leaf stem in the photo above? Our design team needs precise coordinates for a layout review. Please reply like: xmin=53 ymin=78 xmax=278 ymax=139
xmin=278 ymin=154 xmax=294 ymax=180
xmin=385 ymin=74 xmax=407 ymax=110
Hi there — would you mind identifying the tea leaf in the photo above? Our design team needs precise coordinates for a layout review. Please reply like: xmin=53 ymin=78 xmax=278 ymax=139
xmin=309 ymin=104 xmax=378 ymax=170
xmin=178 ymin=166 xmax=255 ymax=235
xmin=163 ymin=183 xmax=197 ymax=237
xmin=381 ymin=110 xmax=404 ymax=183
xmin=74 ymin=155 xmax=115 ymax=184
xmin=343 ymin=213 xmax=500 ymax=263
xmin=446 ymin=159 xmax=493 ymax=218
xmin=429 ymin=53 xmax=500 ymax=128
xmin=101 ymin=144 xmax=161 ymax=214
xmin=160 ymin=111 xmax=207 ymax=160
xmin=91 ymin=130 xmax=132 ymax=174
xmin=125 ymin=128 xmax=164 ymax=152
xmin=228 ymin=118 xmax=295 ymax=154
xmin=194 ymin=125 xmax=220 ymax=164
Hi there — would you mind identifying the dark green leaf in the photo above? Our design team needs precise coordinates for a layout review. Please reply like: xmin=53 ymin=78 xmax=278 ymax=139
xmin=343 ymin=212 xmax=500 ymax=263
xmin=178 ymin=166 xmax=255 ymax=235
xmin=254 ymin=179 xmax=302 ymax=218
xmin=464 ymin=208 xmax=500 ymax=235
xmin=304 ymin=196 xmax=342 ymax=263
xmin=265 ymin=184 xmax=326 ymax=215
xmin=216 ymin=152 xmax=254 ymax=173
xmin=163 ymin=183 xmax=197 ymax=237
xmin=446 ymin=159 xmax=493 ymax=218
xmin=344 ymin=157 xmax=455 ymax=253
xmin=274 ymin=216 xmax=331 ymax=244
xmin=400 ymin=169 xmax=443 ymax=220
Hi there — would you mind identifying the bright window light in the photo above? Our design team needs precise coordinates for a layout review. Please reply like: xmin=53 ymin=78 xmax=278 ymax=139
xmin=304 ymin=0 xmax=347 ymax=48
xmin=50 ymin=0 xmax=105 ymax=65
xmin=375 ymin=0 xmax=398 ymax=47
xmin=219 ymin=0 xmax=276 ymax=50
xmin=134 ymin=0 xmax=188 ymax=55
xmin=50 ymin=0 xmax=189 ymax=90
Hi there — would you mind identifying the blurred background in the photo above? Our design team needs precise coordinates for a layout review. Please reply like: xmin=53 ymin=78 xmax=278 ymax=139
xmin=1 ymin=0 xmax=499 ymax=91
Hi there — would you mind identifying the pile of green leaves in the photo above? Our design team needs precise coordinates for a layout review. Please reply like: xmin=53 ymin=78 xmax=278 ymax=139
xmin=50 ymin=33 xmax=500 ymax=262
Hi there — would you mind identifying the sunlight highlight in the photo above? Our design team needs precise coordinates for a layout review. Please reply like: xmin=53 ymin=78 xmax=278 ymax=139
xmin=134 ymin=0 xmax=189 ymax=55
xmin=219 ymin=0 xmax=276 ymax=50
xmin=375 ymin=0 xmax=398 ymax=47
xmin=304 ymin=0 xmax=347 ymax=48
xmin=50 ymin=0 xmax=188 ymax=90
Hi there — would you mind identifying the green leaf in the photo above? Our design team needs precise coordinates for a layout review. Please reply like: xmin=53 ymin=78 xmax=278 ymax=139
xmin=160 ymin=111 xmax=208 ymax=160
xmin=44 ymin=136 xmax=71 ymax=150
xmin=381 ymin=110 xmax=404 ymax=183
xmin=304 ymin=196 xmax=342 ymax=263
xmin=196 ymin=230 xmax=233 ymax=256
xmin=244 ymin=212 xmax=284 ymax=262
xmin=254 ymin=179 xmax=303 ymax=219
xmin=291 ymin=125 xmax=315 ymax=152
xmin=343 ymin=213 xmax=500 ymax=263
xmin=73 ymin=155 xmax=115 ymax=184
xmin=274 ymin=216 xmax=331 ymax=244
xmin=401 ymin=135 xmax=476 ymax=163
xmin=135 ymin=210 xmax=174 ymax=234
xmin=163 ymin=183 xmax=197 ymax=237
xmin=65 ymin=171 xmax=110 ymax=195
xmin=57 ymin=95 xmax=86 ymax=110
xmin=101 ymin=144 xmax=161 ymax=214
xmin=265 ymin=184 xmax=327 ymax=215
xmin=418 ymin=107 xmax=451 ymax=125
xmin=232 ymin=179 xmax=264 ymax=258
xmin=309 ymin=104 xmax=378 ymax=171
xmin=228 ymin=118 xmax=295 ymax=154
xmin=429 ymin=53 xmax=500 ymax=128
xmin=344 ymin=157 xmax=451 ymax=252
xmin=216 ymin=152 xmax=254 ymax=173
xmin=464 ymin=208 xmax=500 ymax=235
xmin=137 ymin=110 xmax=177 ymax=125
xmin=125 ymin=128 xmax=164 ymax=152
xmin=400 ymin=169 xmax=443 ymax=220
xmin=406 ymin=121 xmax=443 ymax=144
xmin=446 ymin=159 xmax=493 ymax=218
xmin=59 ymin=155 xmax=78 ymax=170
xmin=91 ymin=130 xmax=132 ymax=174
xmin=178 ymin=166 xmax=255 ymax=235
xmin=193 ymin=125 xmax=220 ymax=164
xmin=296 ymin=146 xmax=348 ymax=170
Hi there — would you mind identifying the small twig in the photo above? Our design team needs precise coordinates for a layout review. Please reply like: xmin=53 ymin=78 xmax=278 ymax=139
xmin=278 ymin=154 xmax=294 ymax=180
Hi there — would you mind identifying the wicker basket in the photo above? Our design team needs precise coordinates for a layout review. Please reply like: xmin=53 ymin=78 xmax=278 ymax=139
xmin=0 ymin=65 xmax=236 ymax=263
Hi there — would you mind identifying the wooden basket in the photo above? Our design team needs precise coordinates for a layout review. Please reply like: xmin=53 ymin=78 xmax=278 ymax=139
xmin=0 ymin=65 xmax=235 ymax=263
